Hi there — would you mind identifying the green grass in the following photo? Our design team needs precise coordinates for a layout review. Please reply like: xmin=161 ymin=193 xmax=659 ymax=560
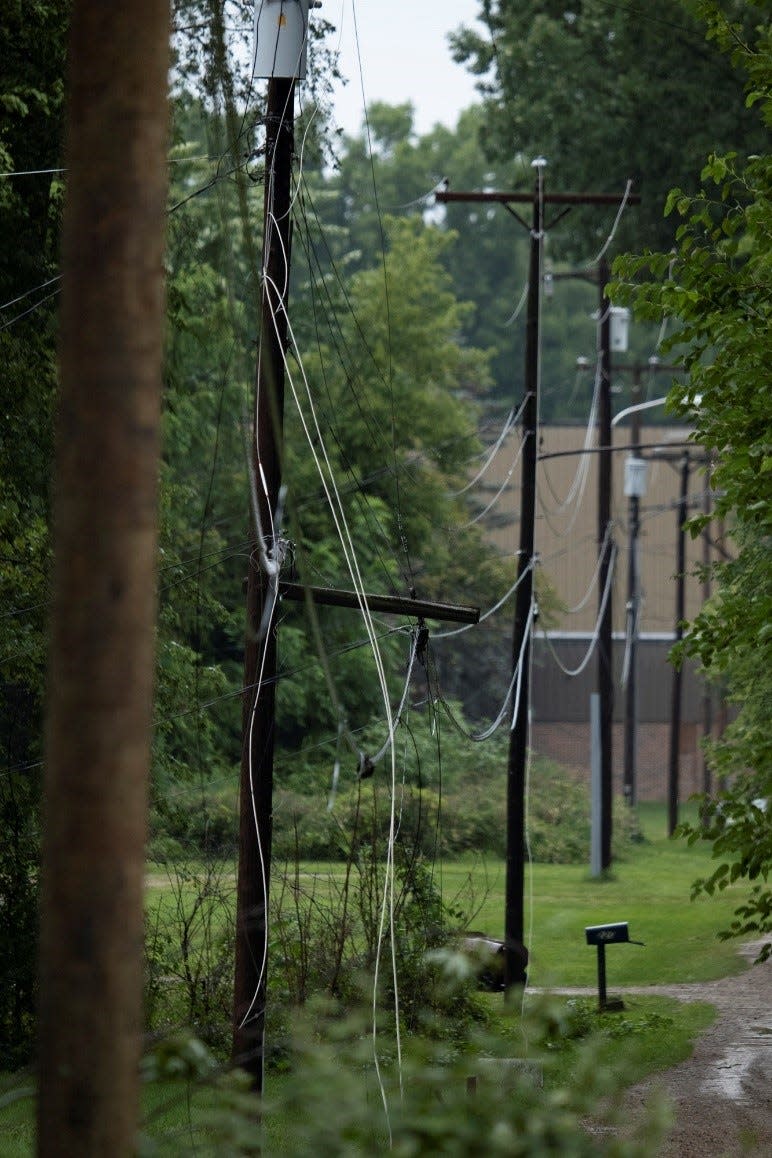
xmin=2 ymin=801 xmax=746 ymax=1154
xmin=144 ymin=799 xmax=749 ymax=991
xmin=514 ymin=995 xmax=717 ymax=1090
xmin=296 ymin=801 xmax=749 ymax=989
xmin=0 ymin=1075 xmax=248 ymax=1158
xmin=0 ymin=996 xmax=715 ymax=1156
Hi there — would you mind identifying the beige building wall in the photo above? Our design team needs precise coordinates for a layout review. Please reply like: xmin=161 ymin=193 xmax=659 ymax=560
xmin=479 ymin=423 xmax=712 ymax=636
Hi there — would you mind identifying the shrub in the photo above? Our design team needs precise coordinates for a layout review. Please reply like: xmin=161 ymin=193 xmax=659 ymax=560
xmin=144 ymin=857 xmax=236 ymax=1054
xmin=270 ymin=754 xmax=642 ymax=864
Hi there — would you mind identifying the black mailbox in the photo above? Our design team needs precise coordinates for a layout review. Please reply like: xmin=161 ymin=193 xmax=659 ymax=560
xmin=585 ymin=921 xmax=642 ymax=1011
xmin=585 ymin=922 xmax=630 ymax=946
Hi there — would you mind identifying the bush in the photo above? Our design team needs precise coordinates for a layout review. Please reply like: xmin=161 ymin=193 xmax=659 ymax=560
xmin=140 ymin=999 xmax=670 ymax=1155
xmin=0 ymin=769 xmax=40 ymax=1068
xmin=149 ymin=782 xmax=238 ymax=858
xmin=270 ymin=753 xmax=642 ymax=865
xmin=144 ymin=858 xmax=236 ymax=1055
xmin=268 ymin=831 xmax=485 ymax=1043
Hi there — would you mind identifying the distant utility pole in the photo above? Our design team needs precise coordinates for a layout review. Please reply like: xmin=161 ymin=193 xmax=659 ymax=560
xmin=668 ymin=451 xmax=691 ymax=837
xmin=547 ymin=260 xmax=628 ymax=869
xmin=597 ymin=257 xmax=614 ymax=872
xmin=701 ymin=467 xmax=713 ymax=805
xmin=616 ymin=360 xmax=681 ymax=808
xmin=437 ymin=172 xmax=639 ymax=983
xmin=623 ymin=366 xmax=644 ymax=808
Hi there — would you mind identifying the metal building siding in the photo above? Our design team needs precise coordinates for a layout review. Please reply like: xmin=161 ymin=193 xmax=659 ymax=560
xmin=481 ymin=423 xmax=710 ymax=635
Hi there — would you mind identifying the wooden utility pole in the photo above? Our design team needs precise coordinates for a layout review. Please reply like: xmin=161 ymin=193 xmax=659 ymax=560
xmin=597 ymin=258 xmax=614 ymax=871
xmin=622 ymin=367 xmax=643 ymax=807
xmin=548 ymin=262 xmax=618 ymax=857
xmin=505 ymin=165 xmax=542 ymax=987
xmin=668 ymin=451 xmax=691 ymax=836
xmin=437 ymin=175 xmax=639 ymax=982
xmin=234 ymin=43 xmax=480 ymax=1090
xmin=233 ymin=73 xmax=295 ymax=1090
xmin=701 ymin=468 xmax=713 ymax=803
xmin=617 ymin=361 xmax=681 ymax=807
xmin=38 ymin=3 xmax=170 ymax=1154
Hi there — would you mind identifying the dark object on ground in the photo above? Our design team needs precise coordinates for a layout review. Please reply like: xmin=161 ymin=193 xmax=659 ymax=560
xmin=462 ymin=934 xmax=528 ymax=992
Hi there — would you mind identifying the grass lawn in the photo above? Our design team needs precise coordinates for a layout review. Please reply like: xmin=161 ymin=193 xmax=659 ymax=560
xmin=299 ymin=801 xmax=749 ymax=989
xmin=143 ymin=798 xmax=748 ymax=991
xmin=490 ymin=992 xmax=717 ymax=1090
xmin=2 ymin=800 xmax=746 ymax=1154
xmin=0 ymin=1077 xmax=252 ymax=1158
xmin=0 ymin=995 xmax=715 ymax=1156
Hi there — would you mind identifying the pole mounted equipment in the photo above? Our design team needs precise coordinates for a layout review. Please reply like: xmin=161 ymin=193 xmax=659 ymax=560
xmin=253 ymin=0 xmax=315 ymax=80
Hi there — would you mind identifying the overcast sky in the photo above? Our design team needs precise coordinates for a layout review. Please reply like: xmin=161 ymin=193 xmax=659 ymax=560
xmin=320 ymin=0 xmax=486 ymax=137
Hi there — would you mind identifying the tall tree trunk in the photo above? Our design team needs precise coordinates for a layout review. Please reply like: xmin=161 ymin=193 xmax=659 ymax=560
xmin=38 ymin=4 xmax=170 ymax=1155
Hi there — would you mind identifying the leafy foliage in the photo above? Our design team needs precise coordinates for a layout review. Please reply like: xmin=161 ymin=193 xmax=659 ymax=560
xmin=451 ymin=0 xmax=768 ymax=255
xmin=306 ymin=101 xmax=661 ymax=418
xmin=611 ymin=0 xmax=772 ymax=960
xmin=259 ymin=1002 xmax=669 ymax=1156
xmin=0 ymin=0 xmax=68 ymax=1068
xmin=153 ymin=707 xmax=641 ymax=865
xmin=145 ymin=859 xmax=236 ymax=1053
xmin=135 ymin=989 xmax=673 ymax=1156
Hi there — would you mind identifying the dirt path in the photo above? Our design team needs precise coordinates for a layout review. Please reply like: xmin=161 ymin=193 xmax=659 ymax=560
xmin=543 ymin=943 xmax=772 ymax=1156
xmin=621 ymin=944 xmax=771 ymax=1156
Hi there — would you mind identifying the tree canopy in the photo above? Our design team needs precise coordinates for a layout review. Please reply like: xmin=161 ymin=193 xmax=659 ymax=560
xmin=0 ymin=0 xmax=68 ymax=1066
xmin=451 ymin=0 xmax=768 ymax=254
xmin=612 ymin=0 xmax=771 ymax=959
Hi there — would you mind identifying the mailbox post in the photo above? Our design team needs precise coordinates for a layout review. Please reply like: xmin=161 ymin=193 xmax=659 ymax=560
xmin=585 ymin=922 xmax=642 ymax=1012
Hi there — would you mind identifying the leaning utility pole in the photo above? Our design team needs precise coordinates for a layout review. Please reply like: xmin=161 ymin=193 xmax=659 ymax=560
xmin=436 ymin=173 xmax=639 ymax=984
xmin=234 ymin=5 xmax=480 ymax=1089
xmin=233 ymin=10 xmax=299 ymax=1087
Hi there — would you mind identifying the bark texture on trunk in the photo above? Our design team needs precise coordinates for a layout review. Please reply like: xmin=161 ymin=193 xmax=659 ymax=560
xmin=38 ymin=4 xmax=170 ymax=1154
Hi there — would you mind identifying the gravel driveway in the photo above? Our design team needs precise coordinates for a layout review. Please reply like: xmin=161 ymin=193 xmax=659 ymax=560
xmin=619 ymin=944 xmax=771 ymax=1156
xmin=549 ymin=942 xmax=772 ymax=1155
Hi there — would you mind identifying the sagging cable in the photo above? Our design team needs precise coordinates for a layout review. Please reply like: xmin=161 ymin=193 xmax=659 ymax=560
xmin=462 ymin=431 xmax=529 ymax=528
xmin=357 ymin=625 xmax=422 ymax=776
xmin=433 ymin=561 xmax=534 ymax=640
xmin=448 ymin=397 xmax=525 ymax=498
xmin=542 ymin=541 xmax=617 ymax=678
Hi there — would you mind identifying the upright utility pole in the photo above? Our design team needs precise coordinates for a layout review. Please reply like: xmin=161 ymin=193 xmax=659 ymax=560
xmin=505 ymin=163 xmax=543 ymax=986
xmin=39 ymin=3 xmax=170 ymax=1153
xmin=597 ymin=259 xmax=614 ymax=871
xmin=436 ymin=176 xmax=639 ymax=983
xmin=617 ymin=360 xmax=681 ymax=806
xmin=701 ymin=469 xmax=713 ymax=803
xmin=233 ymin=73 xmax=295 ymax=1089
xmin=668 ymin=451 xmax=690 ymax=836
xmin=622 ymin=368 xmax=643 ymax=806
